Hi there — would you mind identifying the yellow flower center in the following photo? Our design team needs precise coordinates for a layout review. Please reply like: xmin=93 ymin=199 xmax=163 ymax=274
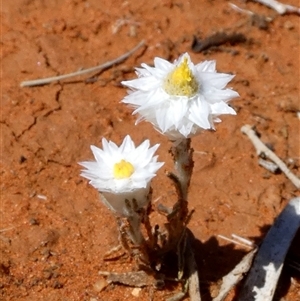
xmin=113 ymin=159 xmax=135 ymax=179
xmin=163 ymin=57 xmax=199 ymax=97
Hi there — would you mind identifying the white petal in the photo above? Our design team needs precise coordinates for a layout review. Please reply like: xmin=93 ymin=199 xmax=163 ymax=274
xmin=210 ymin=102 xmax=236 ymax=115
xmin=154 ymin=57 xmax=173 ymax=71
xmin=122 ymin=76 xmax=159 ymax=91
xmin=102 ymin=138 xmax=118 ymax=155
xmin=127 ymin=140 xmax=151 ymax=166
xmin=189 ymin=98 xmax=212 ymax=129
xmin=132 ymin=89 xmax=166 ymax=112
xmin=155 ymin=105 xmax=175 ymax=132
xmin=196 ymin=60 xmax=216 ymax=72
xmin=203 ymin=88 xmax=240 ymax=103
xmin=139 ymin=63 xmax=156 ymax=75
xmin=178 ymin=122 xmax=194 ymax=137
xmin=141 ymin=145 xmax=162 ymax=167
xmin=135 ymin=67 xmax=152 ymax=77
xmin=90 ymin=145 xmax=105 ymax=163
xmin=80 ymin=158 xmax=112 ymax=177
xmin=169 ymin=98 xmax=189 ymax=128
xmin=120 ymin=135 xmax=135 ymax=153
xmin=199 ymin=72 xmax=235 ymax=90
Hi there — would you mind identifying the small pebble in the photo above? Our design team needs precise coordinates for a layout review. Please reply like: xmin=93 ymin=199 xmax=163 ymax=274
xmin=93 ymin=279 xmax=108 ymax=292
xmin=29 ymin=218 xmax=39 ymax=225
xmin=37 ymin=194 xmax=47 ymax=201
xmin=284 ymin=20 xmax=294 ymax=30
xmin=131 ymin=287 xmax=142 ymax=297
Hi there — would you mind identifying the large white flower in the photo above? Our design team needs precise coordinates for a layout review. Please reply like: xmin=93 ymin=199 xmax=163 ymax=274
xmin=79 ymin=135 xmax=164 ymax=216
xmin=121 ymin=53 xmax=239 ymax=140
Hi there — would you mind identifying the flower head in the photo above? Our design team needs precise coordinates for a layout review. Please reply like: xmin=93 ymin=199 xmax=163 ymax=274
xmin=121 ymin=53 xmax=239 ymax=140
xmin=79 ymin=135 xmax=164 ymax=216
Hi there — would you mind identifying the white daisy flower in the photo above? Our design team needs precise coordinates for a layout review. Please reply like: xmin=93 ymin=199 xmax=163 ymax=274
xmin=121 ymin=53 xmax=239 ymax=140
xmin=79 ymin=135 xmax=164 ymax=216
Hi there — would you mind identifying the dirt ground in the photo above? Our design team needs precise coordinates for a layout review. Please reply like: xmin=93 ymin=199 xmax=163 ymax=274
xmin=1 ymin=0 xmax=300 ymax=300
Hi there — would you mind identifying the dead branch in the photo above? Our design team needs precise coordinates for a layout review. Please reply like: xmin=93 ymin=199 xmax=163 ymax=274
xmin=241 ymin=124 xmax=300 ymax=189
xmin=20 ymin=40 xmax=145 ymax=87
xmin=252 ymin=0 xmax=300 ymax=15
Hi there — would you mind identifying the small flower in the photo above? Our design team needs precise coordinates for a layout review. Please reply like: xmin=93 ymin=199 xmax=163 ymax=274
xmin=79 ymin=135 xmax=164 ymax=216
xmin=121 ymin=53 xmax=239 ymax=140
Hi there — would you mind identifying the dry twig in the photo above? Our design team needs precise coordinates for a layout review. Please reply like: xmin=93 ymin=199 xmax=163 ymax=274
xmin=186 ymin=231 xmax=201 ymax=301
xmin=20 ymin=40 xmax=145 ymax=87
xmin=241 ymin=124 xmax=300 ymax=189
xmin=0 ymin=227 xmax=15 ymax=232
xmin=252 ymin=0 xmax=300 ymax=15
xmin=229 ymin=2 xmax=272 ymax=29
xmin=212 ymin=248 xmax=257 ymax=301
xmin=218 ymin=234 xmax=255 ymax=249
